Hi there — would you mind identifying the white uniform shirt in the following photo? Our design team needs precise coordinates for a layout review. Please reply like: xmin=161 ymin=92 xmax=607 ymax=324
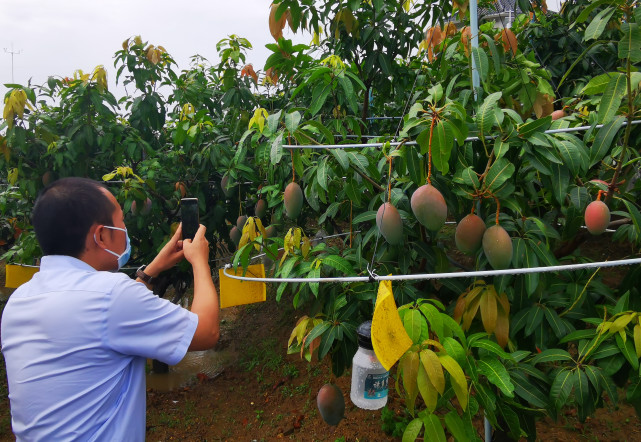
xmin=1 ymin=255 xmax=198 ymax=441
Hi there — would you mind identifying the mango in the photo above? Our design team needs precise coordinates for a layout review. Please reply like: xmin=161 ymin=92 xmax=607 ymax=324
xmin=455 ymin=214 xmax=486 ymax=254
xmin=284 ymin=182 xmax=303 ymax=219
xmin=482 ymin=225 xmax=513 ymax=269
xmin=221 ymin=175 xmax=235 ymax=198
xmin=376 ymin=202 xmax=403 ymax=245
xmin=265 ymin=225 xmax=277 ymax=238
xmin=229 ymin=226 xmax=241 ymax=246
xmin=255 ymin=199 xmax=267 ymax=218
xmin=317 ymin=383 xmax=345 ymax=426
xmin=236 ymin=215 xmax=248 ymax=231
xmin=584 ymin=200 xmax=610 ymax=235
xmin=410 ymin=184 xmax=447 ymax=231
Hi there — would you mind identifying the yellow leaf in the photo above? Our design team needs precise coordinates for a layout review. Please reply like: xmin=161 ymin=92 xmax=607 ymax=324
xmin=462 ymin=293 xmax=482 ymax=330
xmin=134 ymin=35 xmax=143 ymax=46
xmin=610 ymin=313 xmax=634 ymax=334
xmin=371 ymin=280 xmax=413 ymax=370
xmin=8 ymin=168 xmax=18 ymax=185
xmin=400 ymin=351 xmax=420 ymax=414
xmin=0 ymin=136 xmax=10 ymax=162
xmin=417 ymin=364 xmax=438 ymax=412
xmin=122 ymin=38 xmax=130 ymax=50
xmin=420 ymin=349 xmax=445 ymax=394
xmin=288 ymin=316 xmax=309 ymax=348
xmin=439 ymin=354 xmax=468 ymax=410
xmin=301 ymin=237 xmax=311 ymax=258
xmin=495 ymin=309 xmax=510 ymax=348
xmin=293 ymin=228 xmax=302 ymax=250
xmin=480 ymin=291 xmax=498 ymax=335
xmin=634 ymin=324 xmax=641 ymax=358
xmin=284 ymin=228 xmax=293 ymax=253
xmin=255 ymin=217 xmax=267 ymax=239
xmin=279 ymin=249 xmax=289 ymax=266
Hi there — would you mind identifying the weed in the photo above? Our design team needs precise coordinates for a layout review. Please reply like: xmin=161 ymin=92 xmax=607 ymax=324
xmin=281 ymin=363 xmax=299 ymax=378
xmin=380 ymin=406 xmax=411 ymax=438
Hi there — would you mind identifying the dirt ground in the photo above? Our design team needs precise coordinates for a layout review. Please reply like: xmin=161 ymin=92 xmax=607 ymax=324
xmin=2 ymin=239 xmax=641 ymax=441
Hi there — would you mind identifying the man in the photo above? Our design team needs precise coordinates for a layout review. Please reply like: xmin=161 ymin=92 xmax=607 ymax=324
xmin=1 ymin=177 xmax=219 ymax=441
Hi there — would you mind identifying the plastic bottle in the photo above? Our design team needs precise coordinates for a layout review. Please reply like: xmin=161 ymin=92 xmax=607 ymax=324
xmin=350 ymin=320 xmax=389 ymax=410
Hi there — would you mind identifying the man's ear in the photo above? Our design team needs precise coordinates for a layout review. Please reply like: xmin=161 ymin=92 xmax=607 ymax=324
xmin=91 ymin=224 xmax=106 ymax=246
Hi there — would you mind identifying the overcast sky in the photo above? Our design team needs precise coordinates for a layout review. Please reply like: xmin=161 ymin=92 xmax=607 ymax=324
xmin=2 ymin=0 xmax=562 ymax=102
xmin=1 ymin=0 xmax=309 ymax=100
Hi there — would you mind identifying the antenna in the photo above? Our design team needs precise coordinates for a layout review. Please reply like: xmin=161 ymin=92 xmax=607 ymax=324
xmin=4 ymin=43 xmax=22 ymax=83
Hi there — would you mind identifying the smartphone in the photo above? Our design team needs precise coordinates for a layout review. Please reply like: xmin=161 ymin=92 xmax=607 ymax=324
xmin=181 ymin=198 xmax=199 ymax=241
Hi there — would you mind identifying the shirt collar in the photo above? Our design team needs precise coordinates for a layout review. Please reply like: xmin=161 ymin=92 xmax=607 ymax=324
xmin=40 ymin=255 xmax=98 ymax=273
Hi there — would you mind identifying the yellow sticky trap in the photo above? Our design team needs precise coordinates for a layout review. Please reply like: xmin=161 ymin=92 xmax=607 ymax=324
xmin=5 ymin=264 xmax=39 ymax=288
xmin=218 ymin=264 xmax=267 ymax=308
xmin=371 ymin=280 xmax=413 ymax=371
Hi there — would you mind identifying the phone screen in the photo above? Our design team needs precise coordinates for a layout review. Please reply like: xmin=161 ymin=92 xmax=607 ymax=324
xmin=181 ymin=198 xmax=199 ymax=240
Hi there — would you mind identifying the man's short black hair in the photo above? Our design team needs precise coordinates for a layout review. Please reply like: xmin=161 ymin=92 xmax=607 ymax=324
xmin=32 ymin=177 xmax=116 ymax=257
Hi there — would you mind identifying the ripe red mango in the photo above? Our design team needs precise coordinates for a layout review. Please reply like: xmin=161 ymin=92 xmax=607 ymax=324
xmin=584 ymin=200 xmax=610 ymax=235
xmin=455 ymin=214 xmax=486 ymax=254
xmin=376 ymin=202 xmax=403 ymax=245
xmin=410 ymin=184 xmax=447 ymax=231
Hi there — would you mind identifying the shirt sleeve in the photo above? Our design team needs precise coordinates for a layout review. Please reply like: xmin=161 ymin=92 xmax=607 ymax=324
xmin=105 ymin=275 xmax=199 ymax=365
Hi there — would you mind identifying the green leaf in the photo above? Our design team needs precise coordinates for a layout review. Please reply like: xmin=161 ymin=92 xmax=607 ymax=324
xmin=483 ymin=158 xmax=515 ymax=192
xmin=470 ymin=339 xmax=513 ymax=360
xmin=574 ymin=369 xmax=590 ymax=419
xmin=581 ymin=73 xmax=615 ymax=95
xmin=591 ymin=116 xmax=625 ymax=166
xmin=574 ymin=0 xmax=613 ymax=23
xmin=493 ymin=138 xmax=509 ymax=159
xmin=510 ymin=371 xmax=550 ymax=409
xmin=477 ymin=357 xmax=515 ymax=397
xmin=271 ymin=131 xmax=284 ymax=165
xmin=554 ymin=133 xmax=588 ymax=176
xmin=404 ymin=309 xmax=427 ymax=344
xmin=300 ymin=120 xmax=335 ymax=144
xmin=443 ymin=411 xmax=469 ymax=442
xmin=305 ymin=321 xmax=331 ymax=348
xmin=316 ymin=157 xmax=329 ymax=191
xmin=330 ymin=148 xmax=349 ymax=171
xmin=338 ymin=76 xmax=359 ymax=114
xmin=476 ymin=92 xmax=502 ymax=133
xmin=549 ymin=163 xmax=570 ymax=206
xmin=531 ymin=348 xmax=574 ymax=364
xmin=402 ymin=418 xmax=423 ymax=442
xmin=322 ymin=255 xmax=354 ymax=275
xmin=544 ymin=308 xmax=567 ymax=339
xmin=422 ymin=413 xmax=446 ymax=442
xmin=550 ymin=368 xmax=575 ymax=412
xmin=346 ymin=151 xmax=369 ymax=172
xmin=518 ymin=116 xmax=552 ymax=140
xmin=309 ymin=82 xmax=331 ymax=116
xmin=583 ymin=7 xmax=616 ymax=41
xmin=471 ymin=47 xmax=489 ymax=82
xmin=353 ymin=211 xmax=377 ymax=224
xmin=267 ymin=110 xmax=282 ymax=133
xmin=285 ymin=111 xmax=301 ymax=133
xmin=432 ymin=120 xmax=454 ymax=175
xmin=619 ymin=23 xmax=641 ymax=62
xmin=598 ymin=73 xmax=626 ymax=125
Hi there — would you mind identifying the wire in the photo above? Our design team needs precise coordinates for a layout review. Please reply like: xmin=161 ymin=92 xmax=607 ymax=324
xmin=283 ymin=120 xmax=641 ymax=149
xmin=222 ymin=256 xmax=641 ymax=283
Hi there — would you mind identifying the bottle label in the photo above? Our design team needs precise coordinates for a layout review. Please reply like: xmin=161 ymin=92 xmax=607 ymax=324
xmin=364 ymin=372 xmax=389 ymax=399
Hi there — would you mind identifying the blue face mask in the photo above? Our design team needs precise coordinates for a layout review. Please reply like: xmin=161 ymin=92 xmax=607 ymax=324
xmin=95 ymin=226 xmax=131 ymax=270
